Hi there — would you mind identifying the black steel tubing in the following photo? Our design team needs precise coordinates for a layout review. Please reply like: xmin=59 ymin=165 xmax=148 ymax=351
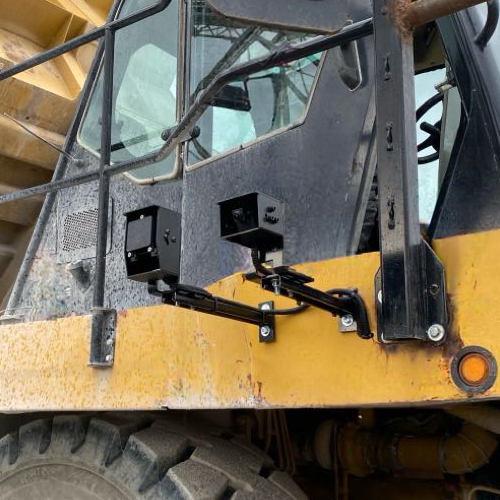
xmin=90 ymin=27 xmax=115 ymax=366
xmin=173 ymin=294 xmax=267 ymax=326
xmin=0 ymin=0 xmax=172 ymax=83
xmin=475 ymin=0 xmax=499 ymax=48
xmin=270 ymin=280 xmax=354 ymax=317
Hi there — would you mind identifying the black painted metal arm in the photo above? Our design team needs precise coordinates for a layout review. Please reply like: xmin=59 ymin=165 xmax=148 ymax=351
xmin=149 ymin=282 xmax=276 ymax=343
xmin=247 ymin=267 xmax=373 ymax=340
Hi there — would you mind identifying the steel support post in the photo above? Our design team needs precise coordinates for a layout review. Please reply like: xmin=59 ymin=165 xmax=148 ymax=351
xmin=90 ymin=27 xmax=116 ymax=366
xmin=373 ymin=0 xmax=447 ymax=342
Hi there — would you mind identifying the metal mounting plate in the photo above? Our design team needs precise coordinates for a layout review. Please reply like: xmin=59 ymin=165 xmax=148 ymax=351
xmin=89 ymin=308 xmax=116 ymax=367
xmin=375 ymin=241 xmax=447 ymax=342
xmin=258 ymin=301 xmax=275 ymax=343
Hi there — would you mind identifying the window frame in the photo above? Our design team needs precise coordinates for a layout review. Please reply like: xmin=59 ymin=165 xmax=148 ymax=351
xmin=183 ymin=0 xmax=328 ymax=172
xmin=77 ymin=0 xmax=328 ymax=181
xmin=76 ymin=0 xmax=186 ymax=185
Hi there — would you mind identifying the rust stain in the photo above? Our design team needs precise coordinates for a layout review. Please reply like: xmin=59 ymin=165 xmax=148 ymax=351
xmin=391 ymin=0 xmax=414 ymax=43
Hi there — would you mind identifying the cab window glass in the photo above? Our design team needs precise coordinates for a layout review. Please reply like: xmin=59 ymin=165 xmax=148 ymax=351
xmin=187 ymin=1 xmax=322 ymax=166
xmin=415 ymin=67 xmax=446 ymax=223
xmin=78 ymin=0 xmax=179 ymax=182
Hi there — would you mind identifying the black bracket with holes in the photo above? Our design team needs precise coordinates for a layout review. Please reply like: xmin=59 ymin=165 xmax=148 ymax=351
xmin=246 ymin=266 xmax=372 ymax=340
xmin=373 ymin=0 xmax=448 ymax=342
xmin=89 ymin=307 xmax=116 ymax=366
xmin=149 ymin=282 xmax=275 ymax=343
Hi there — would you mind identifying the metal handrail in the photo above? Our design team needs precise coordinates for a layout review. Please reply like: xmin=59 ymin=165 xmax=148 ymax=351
xmin=0 ymin=17 xmax=374 ymax=207
xmin=0 ymin=0 xmax=172 ymax=83
xmin=0 ymin=4 xmax=373 ymax=363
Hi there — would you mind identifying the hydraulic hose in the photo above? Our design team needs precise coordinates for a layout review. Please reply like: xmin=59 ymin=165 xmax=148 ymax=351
xmin=315 ymin=420 xmax=498 ymax=477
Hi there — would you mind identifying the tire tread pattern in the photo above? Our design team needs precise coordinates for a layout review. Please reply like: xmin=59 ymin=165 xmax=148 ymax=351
xmin=0 ymin=415 xmax=308 ymax=500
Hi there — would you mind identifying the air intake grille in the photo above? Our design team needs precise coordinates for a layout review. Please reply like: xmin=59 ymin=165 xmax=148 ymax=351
xmin=62 ymin=208 xmax=99 ymax=251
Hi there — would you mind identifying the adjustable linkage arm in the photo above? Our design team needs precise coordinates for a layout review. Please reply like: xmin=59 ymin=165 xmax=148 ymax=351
xmin=148 ymin=270 xmax=372 ymax=343
xmin=246 ymin=266 xmax=373 ymax=340
xmin=148 ymin=282 xmax=276 ymax=342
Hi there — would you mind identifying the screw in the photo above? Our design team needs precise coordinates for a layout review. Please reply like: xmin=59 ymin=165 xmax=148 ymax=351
xmin=429 ymin=284 xmax=440 ymax=296
xmin=260 ymin=303 xmax=271 ymax=311
xmin=127 ymin=252 xmax=132 ymax=258
xmin=427 ymin=324 xmax=445 ymax=342
xmin=106 ymin=338 xmax=113 ymax=346
xmin=271 ymin=278 xmax=280 ymax=296
xmin=147 ymin=247 xmax=153 ymax=253
xmin=105 ymin=354 xmax=112 ymax=362
xmin=140 ymin=214 xmax=144 ymax=219
xmin=341 ymin=315 xmax=355 ymax=328
xmin=260 ymin=325 xmax=271 ymax=338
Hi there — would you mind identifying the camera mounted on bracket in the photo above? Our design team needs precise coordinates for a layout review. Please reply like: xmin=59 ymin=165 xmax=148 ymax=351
xmin=124 ymin=194 xmax=372 ymax=342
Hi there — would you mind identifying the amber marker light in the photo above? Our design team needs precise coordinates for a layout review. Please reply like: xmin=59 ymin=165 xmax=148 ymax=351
xmin=451 ymin=346 xmax=497 ymax=394
xmin=458 ymin=353 xmax=490 ymax=386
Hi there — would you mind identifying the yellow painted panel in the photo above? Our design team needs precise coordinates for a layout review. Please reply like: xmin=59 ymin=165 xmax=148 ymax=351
xmin=0 ymin=229 xmax=499 ymax=411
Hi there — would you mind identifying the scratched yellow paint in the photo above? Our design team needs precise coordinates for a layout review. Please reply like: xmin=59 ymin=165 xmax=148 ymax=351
xmin=0 ymin=229 xmax=498 ymax=411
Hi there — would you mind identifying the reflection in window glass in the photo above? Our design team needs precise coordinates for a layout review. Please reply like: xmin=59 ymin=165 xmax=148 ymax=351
xmin=79 ymin=0 xmax=178 ymax=181
xmin=187 ymin=1 xmax=322 ymax=166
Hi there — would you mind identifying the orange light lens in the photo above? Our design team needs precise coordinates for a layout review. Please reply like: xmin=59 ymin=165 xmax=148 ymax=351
xmin=458 ymin=353 xmax=490 ymax=386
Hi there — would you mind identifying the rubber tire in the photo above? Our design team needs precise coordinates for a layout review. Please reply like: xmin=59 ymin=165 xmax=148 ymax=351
xmin=0 ymin=414 xmax=308 ymax=499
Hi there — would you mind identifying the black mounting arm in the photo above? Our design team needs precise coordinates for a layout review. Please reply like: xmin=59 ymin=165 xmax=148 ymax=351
xmin=246 ymin=266 xmax=373 ymax=340
xmin=149 ymin=282 xmax=276 ymax=342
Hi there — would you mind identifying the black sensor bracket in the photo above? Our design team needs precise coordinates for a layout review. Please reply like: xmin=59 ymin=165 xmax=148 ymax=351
xmin=149 ymin=282 xmax=276 ymax=343
xmin=246 ymin=266 xmax=373 ymax=340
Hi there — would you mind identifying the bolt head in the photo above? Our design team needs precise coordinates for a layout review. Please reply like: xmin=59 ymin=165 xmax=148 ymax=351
xmin=147 ymin=247 xmax=153 ymax=253
xmin=260 ymin=325 xmax=271 ymax=338
xmin=427 ymin=324 xmax=445 ymax=342
xmin=341 ymin=314 xmax=355 ymax=328
xmin=105 ymin=354 xmax=112 ymax=362
xmin=127 ymin=252 xmax=132 ymax=258
xmin=260 ymin=303 xmax=271 ymax=311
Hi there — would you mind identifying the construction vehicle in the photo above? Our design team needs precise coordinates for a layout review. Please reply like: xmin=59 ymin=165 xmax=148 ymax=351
xmin=0 ymin=0 xmax=499 ymax=497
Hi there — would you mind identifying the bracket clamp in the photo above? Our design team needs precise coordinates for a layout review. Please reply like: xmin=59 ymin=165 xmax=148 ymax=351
xmin=155 ymin=283 xmax=276 ymax=343
xmin=89 ymin=307 xmax=117 ymax=367
xmin=247 ymin=266 xmax=373 ymax=339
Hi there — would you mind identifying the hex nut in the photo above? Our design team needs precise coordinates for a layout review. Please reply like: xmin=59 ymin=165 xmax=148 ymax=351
xmin=341 ymin=315 xmax=355 ymax=328
xmin=260 ymin=326 xmax=271 ymax=338
xmin=427 ymin=324 xmax=445 ymax=342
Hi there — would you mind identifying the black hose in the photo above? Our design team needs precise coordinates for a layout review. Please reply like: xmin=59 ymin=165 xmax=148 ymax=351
xmin=416 ymin=92 xmax=444 ymax=122
xmin=475 ymin=0 xmax=499 ymax=49
xmin=418 ymin=152 xmax=440 ymax=164
xmin=251 ymin=248 xmax=272 ymax=277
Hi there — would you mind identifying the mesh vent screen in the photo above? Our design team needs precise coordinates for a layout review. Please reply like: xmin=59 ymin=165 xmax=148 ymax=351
xmin=62 ymin=208 xmax=99 ymax=251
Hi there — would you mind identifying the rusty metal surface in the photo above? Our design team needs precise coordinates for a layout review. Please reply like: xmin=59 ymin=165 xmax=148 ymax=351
xmin=0 ymin=228 xmax=499 ymax=411
xmin=405 ymin=0 xmax=487 ymax=28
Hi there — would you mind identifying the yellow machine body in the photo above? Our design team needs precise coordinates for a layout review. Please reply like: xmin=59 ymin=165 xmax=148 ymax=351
xmin=0 ymin=228 xmax=494 ymax=411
